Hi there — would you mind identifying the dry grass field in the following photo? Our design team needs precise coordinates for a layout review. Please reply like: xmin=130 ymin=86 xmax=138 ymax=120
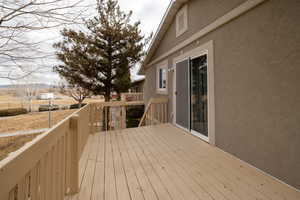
xmin=0 ymin=109 xmax=77 ymax=161
xmin=0 ymin=90 xmax=104 ymax=161
xmin=0 ymin=109 xmax=76 ymax=133
xmin=0 ymin=93 xmax=103 ymax=110
xmin=0 ymin=89 xmax=103 ymax=160
xmin=0 ymin=134 xmax=39 ymax=161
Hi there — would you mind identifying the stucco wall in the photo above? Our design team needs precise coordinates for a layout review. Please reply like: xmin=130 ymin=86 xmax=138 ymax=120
xmin=144 ymin=0 xmax=300 ymax=189
xmin=144 ymin=64 xmax=174 ymax=121
xmin=150 ymin=0 xmax=246 ymax=61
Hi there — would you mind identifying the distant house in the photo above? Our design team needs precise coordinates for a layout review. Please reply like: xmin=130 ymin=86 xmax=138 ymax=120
xmin=37 ymin=93 xmax=54 ymax=100
xmin=139 ymin=0 xmax=300 ymax=190
xmin=130 ymin=78 xmax=145 ymax=93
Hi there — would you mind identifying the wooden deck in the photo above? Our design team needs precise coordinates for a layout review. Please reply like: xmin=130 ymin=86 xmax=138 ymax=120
xmin=70 ymin=124 xmax=300 ymax=200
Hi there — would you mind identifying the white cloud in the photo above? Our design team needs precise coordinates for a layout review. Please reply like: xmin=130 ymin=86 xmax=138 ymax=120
xmin=118 ymin=0 xmax=170 ymax=80
xmin=0 ymin=0 xmax=170 ymax=85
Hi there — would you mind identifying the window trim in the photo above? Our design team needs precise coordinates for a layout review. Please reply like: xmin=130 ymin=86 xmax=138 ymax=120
xmin=156 ymin=60 xmax=168 ymax=94
xmin=172 ymin=41 xmax=215 ymax=145
xmin=176 ymin=4 xmax=188 ymax=38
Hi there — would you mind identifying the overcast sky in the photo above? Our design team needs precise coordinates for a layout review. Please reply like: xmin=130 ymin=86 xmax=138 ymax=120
xmin=1 ymin=0 xmax=170 ymax=85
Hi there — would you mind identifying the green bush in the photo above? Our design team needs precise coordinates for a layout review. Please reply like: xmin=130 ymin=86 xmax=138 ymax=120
xmin=0 ymin=108 xmax=28 ymax=117
xmin=70 ymin=103 xmax=87 ymax=109
xmin=126 ymin=118 xmax=140 ymax=128
xmin=127 ymin=105 xmax=144 ymax=118
xmin=126 ymin=105 xmax=144 ymax=128
xmin=38 ymin=104 xmax=59 ymax=112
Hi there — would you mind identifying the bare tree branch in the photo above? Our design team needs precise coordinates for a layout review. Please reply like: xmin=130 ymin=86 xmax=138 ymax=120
xmin=0 ymin=0 xmax=96 ymax=80
xmin=58 ymin=82 xmax=90 ymax=105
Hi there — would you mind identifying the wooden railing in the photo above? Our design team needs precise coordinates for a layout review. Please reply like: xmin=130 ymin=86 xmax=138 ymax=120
xmin=0 ymin=104 xmax=92 ymax=200
xmin=121 ymin=92 xmax=143 ymax=102
xmin=0 ymin=100 xmax=146 ymax=200
xmin=139 ymin=97 xmax=168 ymax=127
xmin=90 ymin=101 xmax=144 ymax=132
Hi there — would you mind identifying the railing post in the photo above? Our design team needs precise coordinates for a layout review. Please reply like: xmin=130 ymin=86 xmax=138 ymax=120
xmin=121 ymin=93 xmax=125 ymax=101
xmin=89 ymin=104 xmax=93 ymax=134
xmin=69 ymin=114 xmax=79 ymax=194
xmin=122 ymin=106 xmax=126 ymax=129
xmin=90 ymin=104 xmax=96 ymax=134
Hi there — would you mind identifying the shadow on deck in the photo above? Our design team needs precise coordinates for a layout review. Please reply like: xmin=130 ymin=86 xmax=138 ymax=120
xmin=70 ymin=124 xmax=300 ymax=200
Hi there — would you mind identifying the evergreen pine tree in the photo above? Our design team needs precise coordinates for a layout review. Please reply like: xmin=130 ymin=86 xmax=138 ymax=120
xmin=54 ymin=0 xmax=149 ymax=101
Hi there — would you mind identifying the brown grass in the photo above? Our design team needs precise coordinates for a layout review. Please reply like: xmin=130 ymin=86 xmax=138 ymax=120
xmin=0 ymin=109 xmax=76 ymax=161
xmin=0 ymin=93 xmax=103 ymax=162
xmin=0 ymin=109 xmax=77 ymax=133
xmin=0 ymin=95 xmax=103 ymax=110
xmin=0 ymin=108 xmax=78 ymax=161
xmin=0 ymin=93 xmax=103 ymax=133
xmin=0 ymin=134 xmax=39 ymax=161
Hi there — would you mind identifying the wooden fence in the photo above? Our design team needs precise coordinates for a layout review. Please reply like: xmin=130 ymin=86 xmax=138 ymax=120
xmin=121 ymin=92 xmax=143 ymax=102
xmin=90 ymin=101 xmax=144 ymax=132
xmin=0 ymin=105 xmax=91 ymax=200
xmin=139 ymin=97 xmax=168 ymax=127
xmin=0 ymin=99 xmax=149 ymax=199
xmin=0 ymin=100 xmax=146 ymax=200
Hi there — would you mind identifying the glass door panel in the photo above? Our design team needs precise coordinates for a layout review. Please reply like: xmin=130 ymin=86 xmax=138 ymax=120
xmin=176 ymin=59 xmax=190 ymax=129
xmin=190 ymin=55 xmax=208 ymax=137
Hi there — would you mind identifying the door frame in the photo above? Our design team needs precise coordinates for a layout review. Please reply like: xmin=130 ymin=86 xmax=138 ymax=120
xmin=190 ymin=52 xmax=209 ymax=142
xmin=173 ymin=40 xmax=215 ymax=145
xmin=173 ymin=57 xmax=190 ymax=133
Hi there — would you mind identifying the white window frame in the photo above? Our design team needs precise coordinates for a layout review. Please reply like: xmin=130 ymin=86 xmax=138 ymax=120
xmin=176 ymin=4 xmax=188 ymax=37
xmin=156 ymin=60 xmax=168 ymax=94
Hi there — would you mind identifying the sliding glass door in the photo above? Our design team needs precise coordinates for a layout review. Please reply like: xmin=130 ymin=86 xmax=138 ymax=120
xmin=175 ymin=59 xmax=190 ymax=130
xmin=190 ymin=55 xmax=208 ymax=138
xmin=175 ymin=54 xmax=208 ymax=140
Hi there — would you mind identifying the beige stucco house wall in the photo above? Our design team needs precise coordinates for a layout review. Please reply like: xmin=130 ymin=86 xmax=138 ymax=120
xmin=141 ymin=0 xmax=300 ymax=190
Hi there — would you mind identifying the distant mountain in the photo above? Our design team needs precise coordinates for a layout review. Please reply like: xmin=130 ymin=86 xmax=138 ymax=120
xmin=0 ymin=83 xmax=54 ymax=89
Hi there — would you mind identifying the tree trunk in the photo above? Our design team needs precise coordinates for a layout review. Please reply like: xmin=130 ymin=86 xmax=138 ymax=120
xmin=104 ymin=93 xmax=110 ymax=102
xmin=78 ymin=99 xmax=83 ymax=108
xmin=103 ymin=93 xmax=111 ymax=131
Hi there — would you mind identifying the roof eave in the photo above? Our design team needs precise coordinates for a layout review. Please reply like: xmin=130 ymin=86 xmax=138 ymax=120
xmin=138 ymin=0 xmax=189 ymax=75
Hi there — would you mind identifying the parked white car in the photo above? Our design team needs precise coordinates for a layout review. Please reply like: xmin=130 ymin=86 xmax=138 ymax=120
xmin=37 ymin=93 xmax=54 ymax=100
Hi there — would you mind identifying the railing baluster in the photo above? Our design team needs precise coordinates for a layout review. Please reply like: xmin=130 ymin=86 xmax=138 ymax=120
xmin=25 ymin=172 xmax=30 ymax=200
xmin=52 ymin=143 xmax=58 ymax=199
xmin=61 ymin=136 xmax=66 ymax=199
xmin=17 ymin=177 xmax=26 ymax=200
xmin=30 ymin=163 xmax=38 ymax=200
xmin=40 ymin=154 xmax=46 ymax=199
xmin=69 ymin=115 xmax=79 ymax=194
xmin=122 ymin=106 xmax=126 ymax=129
xmin=1 ymin=102 xmax=148 ymax=199
xmin=8 ymin=187 xmax=15 ymax=200
xmin=138 ymin=97 xmax=168 ymax=127
xmin=111 ymin=107 xmax=113 ymax=130
xmin=105 ymin=106 xmax=107 ymax=131
xmin=56 ymin=139 xmax=62 ymax=200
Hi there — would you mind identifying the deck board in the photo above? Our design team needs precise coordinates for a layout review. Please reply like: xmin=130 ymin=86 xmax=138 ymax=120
xmin=71 ymin=124 xmax=300 ymax=200
xmin=91 ymin=131 xmax=105 ymax=200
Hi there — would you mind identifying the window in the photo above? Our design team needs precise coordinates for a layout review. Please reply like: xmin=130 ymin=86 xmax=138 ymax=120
xmin=157 ymin=63 xmax=168 ymax=94
xmin=176 ymin=5 xmax=188 ymax=37
xmin=159 ymin=68 xmax=167 ymax=89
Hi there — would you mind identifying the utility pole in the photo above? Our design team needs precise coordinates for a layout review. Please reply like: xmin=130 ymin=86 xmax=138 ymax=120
xmin=48 ymin=99 xmax=52 ymax=128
